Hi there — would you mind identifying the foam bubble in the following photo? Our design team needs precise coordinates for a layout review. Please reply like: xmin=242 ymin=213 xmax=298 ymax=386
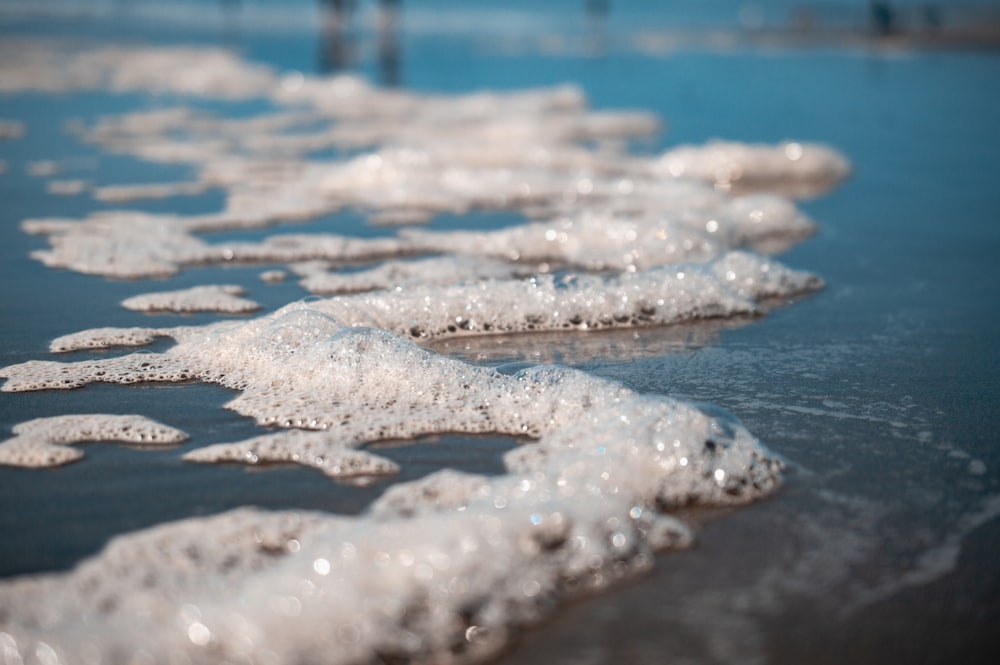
xmin=0 ymin=358 xmax=777 ymax=664
xmin=319 ymin=252 xmax=817 ymax=339
xmin=400 ymin=197 xmax=814 ymax=271
xmin=0 ymin=414 xmax=188 ymax=467
xmin=9 ymin=45 xmax=842 ymax=280
xmin=22 ymin=195 xmax=814 ymax=280
xmin=94 ymin=181 xmax=207 ymax=202
xmin=24 ymin=211 xmax=217 ymax=279
xmin=653 ymin=140 xmax=851 ymax=196
xmin=0 ymin=40 xmax=847 ymax=665
xmin=183 ymin=430 xmax=400 ymax=479
xmin=260 ymin=269 xmax=288 ymax=283
xmin=26 ymin=160 xmax=59 ymax=177
xmin=121 ymin=285 xmax=261 ymax=314
xmin=0 ymin=40 xmax=278 ymax=98
xmin=46 ymin=179 xmax=90 ymax=196
xmin=48 ymin=326 xmax=204 ymax=353
xmin=12 ymin=251 xmax=818 ymax=365
xmin=299 ymin=256 xmax=530 ymax=295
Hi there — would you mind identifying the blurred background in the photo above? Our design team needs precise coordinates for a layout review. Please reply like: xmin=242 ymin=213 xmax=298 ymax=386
xmin=3 ymin=0 xmax=1000 ymax=87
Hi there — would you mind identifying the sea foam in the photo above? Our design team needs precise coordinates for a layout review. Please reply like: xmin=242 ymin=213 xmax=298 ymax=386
xmin=121 ymin=285 xmax=261 ymax=314
xmin=10 ymin=43 xmax=844 ymax=284
xmin=0 ymin=41 xmax=846 ymax=665
xmin=0 ymin=340 xmax=779 ymax=664
xmin=0 ymin=252 xmax=808 ymax=661
xmin=0 ymin=415 xmax=187 ymax=467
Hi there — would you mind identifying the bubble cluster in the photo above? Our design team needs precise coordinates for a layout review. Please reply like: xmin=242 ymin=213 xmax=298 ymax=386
xmin=183 ymin=430 xmax=400 ymax=479
xmin=3 ymin=44 xmax=845 ymax=282
xmin=0 ymin=40 xmax=849 ymax=665
xmin=0 ymin=415 xmax=188 ymax=467
xmin=652 ymin=140 xmax=851 ymax=196
xmin=17 ymin=251 xmax=818 ymax=365
xmin=1 ymin=354 xmax=199 ymax=391
xmin=94 ymin=181 xmax=208 ymax=203
xmin=0 ymin=40 xmax=278 ymax=98
xmin=46 ymin=179 xmax=91 ymax=196
xmin=299 ymin=256 xmax=530 ymax=296
xmin=121 ymin=285 xmax=261 ymax=314
xmin=0 ymin=363 xmax=777 ymax=664
xmin=48 ymin=326 xmax=203 ymax=353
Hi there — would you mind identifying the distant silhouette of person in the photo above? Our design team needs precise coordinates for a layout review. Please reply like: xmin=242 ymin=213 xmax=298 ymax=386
xmin=377 ymin=0 xmax=402 ymax=86
xmin=318 ymin=0 xmax=357 ymax=72
xmin=870 ymin=1 xmax=895 ymax=36
xmin=317 ymin=0 xmax=401 ymax=83
xmin=585 ymin=0 xmax=610 ymax=55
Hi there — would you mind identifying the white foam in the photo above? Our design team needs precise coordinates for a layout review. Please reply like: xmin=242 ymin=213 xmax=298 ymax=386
xmin=48 ymin=326 xmax=204 ymax=353
xmin=94 ymin=181 xmax=207 ymax=202
xmin=0 ymin=40 xmax=278 ymax=98
xmin=8 ymin=53 xmax=845 ymax=288
xmin=653 ymin=140 xmax=852 ymax=196
xmin=21 ymin=189 xmax=815 ymax=279
xmin=259 ymin=269 xmax=288 ymax=283
xmin=0 ymin=40 xmax=847 ymax=665
xmin=400 ymin=195 xmax=814 ymax=271
xmin=1 ymin=354 xmax=199 ymax=391
xmin=121 ymin=285 xmax=261 ymax=314
xmin=8 ymin=46 xmax=842 ymax=281
xmin=0 ymin=414 xmax=187 ymax=467
xmin=184 ymin=430 xmax=400 ymax=479
xmin=8 ymin=251 xmax=818 ymax=367
xmin=293 ymin=251 xmax=816 ymax=342
xmin=26 ymin=160 xmax=59 ymax=177
xmin=299 ymin=256 xmax=529 ymax=295
xmin=46 ymin=179 xmax=90 ymax=196
xmin=24 ymin=211 xmax=218 ymax=279
xmin=0 ymin=345 xmax=777 ymax=663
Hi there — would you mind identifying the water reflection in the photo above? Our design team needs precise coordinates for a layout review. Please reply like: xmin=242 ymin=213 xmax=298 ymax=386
xmin=427 ymin=316 xmax=755 ymax=369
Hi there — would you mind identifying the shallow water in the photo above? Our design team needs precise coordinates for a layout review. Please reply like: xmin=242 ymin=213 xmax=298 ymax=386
xmin=2 ymin=2 xmax=1000 ymax=664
